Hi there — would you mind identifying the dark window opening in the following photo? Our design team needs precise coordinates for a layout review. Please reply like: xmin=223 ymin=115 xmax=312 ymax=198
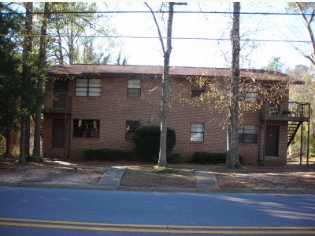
xmin=126 ymin=120 xmax=140 ymax=139
xmin=191 ymin=83 xmax=206 ymax=98
xmin=73 ymin=119 xmax=100 ymax=138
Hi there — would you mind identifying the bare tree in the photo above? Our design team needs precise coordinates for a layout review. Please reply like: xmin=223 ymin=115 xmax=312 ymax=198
xmin=145 ymin=2 xmax=186 ymax=166
xmin=287 ymin=2 xmax=315 ymax=67
xmin=226 ymin=2 xmax=242 ymax=168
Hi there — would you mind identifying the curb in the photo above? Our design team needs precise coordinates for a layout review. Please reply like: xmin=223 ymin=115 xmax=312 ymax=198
xmin=1 ymin=182 xmax=314 ymax=194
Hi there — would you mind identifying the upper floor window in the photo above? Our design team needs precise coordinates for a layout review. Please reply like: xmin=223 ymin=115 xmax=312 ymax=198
xmin=128 ymin=80 xmax=141 ymax=98
xmin=75 ymin=78 xmax=101 ymax=97
xmin=191 ymin=83 xmax=206 ymax=98
xmin=239 ymin=83 xmax=259 ymax=102
xmin=73 ymin=119 xmax=100 ymax=138
xmin=238 ymin=125 xmax=257 ymax=143
xmin=125 ymin=120 xmax=140 ymax=139
xmin=190 ymin=123 xmax=204 ymax=142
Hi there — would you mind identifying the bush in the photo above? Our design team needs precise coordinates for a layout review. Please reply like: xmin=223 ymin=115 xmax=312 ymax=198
xmin=152 ymin=153 xmax=181 ymax=163
xmin=83 ymin=148 xmax=133 ymax=161
xmin=133 ymin=125 xmax=176 ymax=161
xmin=191 ymin=152 xmax=244 ymax=165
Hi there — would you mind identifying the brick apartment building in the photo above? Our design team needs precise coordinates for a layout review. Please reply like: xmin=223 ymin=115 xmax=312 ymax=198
xmin=43 ymin=65 xmax=310 ymax=165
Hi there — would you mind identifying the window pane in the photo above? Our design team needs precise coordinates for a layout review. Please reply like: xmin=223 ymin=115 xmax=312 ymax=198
xmin=76 ymin=78 xmax=88 ymax=85
xmin=190 ymin=133 xmax=204 ymax=142
xmin=244 ymin=125 xmax=257 ymax=134
xmin=191 ymin=124 xmax=204 ymax=131
xmin=128 ymin=80 xmax=141 ymax=88
xmin=244 ymin=134 xmax=256 ymax=143
xmin=76 ymin=91 xmax=87 ymax=96
xmin=128 ymin=88 xmax=141 ymax=98
xmin=89 ymin=79 xmax=101 ymax=87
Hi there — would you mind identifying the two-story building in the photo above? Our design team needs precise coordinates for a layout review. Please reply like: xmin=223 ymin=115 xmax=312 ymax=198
xmin=43 ymin=65 xmax=310 ymax=165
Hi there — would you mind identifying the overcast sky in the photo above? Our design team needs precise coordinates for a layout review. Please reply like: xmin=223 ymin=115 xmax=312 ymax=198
xmin=102 ymin=1 xmax=314 ymax=71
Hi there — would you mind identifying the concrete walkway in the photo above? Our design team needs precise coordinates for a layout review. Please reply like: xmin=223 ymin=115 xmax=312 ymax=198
xmin=98 ymin=166 xmax=219 ymax=190
xmin=98 ymin=166 xmax=127 ymax=187
xmin=192 ymin=167 xmax=219 ymax=189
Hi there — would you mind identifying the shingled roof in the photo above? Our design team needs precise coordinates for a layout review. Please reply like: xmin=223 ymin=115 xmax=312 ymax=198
xmin=47 ymin=64 xmax=303 ymax=84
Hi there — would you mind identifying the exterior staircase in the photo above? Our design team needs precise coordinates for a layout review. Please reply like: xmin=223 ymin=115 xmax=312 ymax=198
xmin=287 ymin=121 xmax=302 ymax=147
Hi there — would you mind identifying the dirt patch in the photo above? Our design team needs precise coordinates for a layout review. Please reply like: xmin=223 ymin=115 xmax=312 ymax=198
xmin=0 ymin=158 xmax=108 ymax=185
xmin=120 ymin=166 xmax=196 ymax=188
xmin=209 ymin=165 xmax=315 ymax=189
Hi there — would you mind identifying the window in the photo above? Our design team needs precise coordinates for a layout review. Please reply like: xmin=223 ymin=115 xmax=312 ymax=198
xmin=190 ymin=123 xmax=204 ymax=142
xmin=128 ymin=80 xmax=141 ymax=98
xmin=125 ymin=120 xmax=140 ymax=139
xmin=191 ymin=83 xmax=206 ymax=98
xmin=75 ymin=78 xmax=101 ymax=97
xmin=239 ymin=83 xmax=259 ymax=102
xmin=73 ymin=119 xmax=100 ymax=138
xmin=238 ymin=125 xmax=257 ymax=143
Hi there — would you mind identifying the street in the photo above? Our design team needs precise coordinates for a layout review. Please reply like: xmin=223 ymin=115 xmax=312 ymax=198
xmin=0 ymin=186 xmax=314 ymax=235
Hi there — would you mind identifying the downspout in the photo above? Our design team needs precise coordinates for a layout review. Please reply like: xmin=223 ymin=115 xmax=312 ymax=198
xmin=307 ymin=103 xmax=310 ymax=166
xmin=64 ymin=106 xmax=67 ymax=161
xmin=258 ymin=114 xmax=262 ymax=165
xmin=300 ymin=123 xmax=303 ymax=166
xmin=67 ymin=96 xmax=72 ymax=159
xmin=263 ymin=101 xmax=266 ymax=166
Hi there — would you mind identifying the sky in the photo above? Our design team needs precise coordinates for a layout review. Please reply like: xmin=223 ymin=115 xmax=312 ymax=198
xmin=98 ymin=1 xmax=314 ymax=71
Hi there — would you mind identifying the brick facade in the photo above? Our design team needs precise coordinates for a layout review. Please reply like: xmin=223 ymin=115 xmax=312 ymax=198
xmin=43 ymin=65 xmax=295 ymax=165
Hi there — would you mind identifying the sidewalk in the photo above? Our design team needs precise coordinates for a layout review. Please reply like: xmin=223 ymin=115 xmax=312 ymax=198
xmin=0 ymin=158 xmax=314 ymax=193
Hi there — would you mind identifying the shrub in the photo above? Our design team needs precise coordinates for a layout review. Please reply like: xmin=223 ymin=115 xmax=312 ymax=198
xmin=133 ymin=125 xmax=176 ymax=161
xmin=83 ymin=148 xmax=132 ymax=161
xmin=191 ymin=152 xmax=244 ymax=165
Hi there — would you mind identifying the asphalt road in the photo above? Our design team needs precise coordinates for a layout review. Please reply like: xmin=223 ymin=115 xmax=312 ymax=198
xmin=0 ymin=186 xmax=314 ymax=235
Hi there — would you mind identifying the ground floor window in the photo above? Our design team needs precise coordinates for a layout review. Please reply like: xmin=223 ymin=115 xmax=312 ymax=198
xmin=238 ymin=125 xmax=257 ymax=143
xmin=126 ymin=120 xmax=140 ymax=139
xmin=73 ymin=119 xmax=100 ymax=138
xmin=190 ymin=123 xmax=204 ymax=142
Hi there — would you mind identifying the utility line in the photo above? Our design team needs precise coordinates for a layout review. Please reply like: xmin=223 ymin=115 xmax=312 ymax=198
xmin=0 ymin=34 xmax=312 ymax=43
xmin=1 ymin=10 xmax=314 ymax=16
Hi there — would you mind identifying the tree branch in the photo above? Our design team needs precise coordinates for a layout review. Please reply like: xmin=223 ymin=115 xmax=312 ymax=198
xmin=145 ymin=2 xmax=165 ymax=54
xmin=296 ymin=2 xmax=315 ymax=66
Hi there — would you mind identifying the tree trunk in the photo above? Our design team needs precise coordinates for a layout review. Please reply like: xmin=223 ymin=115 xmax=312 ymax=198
xmin=226 ymin=2 xmax=241 ymax=168
xmin=158 ymin=2 xmax=174 ymax=167
xmin=4 ymin=129 xmax=14 ymax=157
xmin=19 ymin=2 xmax=33 ymax=163
xmin=32 ymin=2 xmax=50 ymax=162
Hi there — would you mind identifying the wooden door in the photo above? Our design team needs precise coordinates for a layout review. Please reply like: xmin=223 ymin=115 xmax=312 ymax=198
xmin=265 ymin=125 xmax=279 ymax=156
xmin=52 ymin=119 xmax=65 ymax=149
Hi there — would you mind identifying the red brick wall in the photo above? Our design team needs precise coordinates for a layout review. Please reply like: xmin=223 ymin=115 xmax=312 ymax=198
xmin=43 ymin=75 xmax=289 ymax=165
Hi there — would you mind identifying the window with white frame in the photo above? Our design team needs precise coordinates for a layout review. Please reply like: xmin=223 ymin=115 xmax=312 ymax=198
xmin=125 ymin=120 xmax=140 ymax=139
xmin=238 ymin=125 xmax=257 ymax=143
xmin=190 ymin=123 xmax=204 ymax=142
xmin=75 ymin=78 xmax=101 ymax=97
xmin=127 ymin=80 xmax=141 ymax=98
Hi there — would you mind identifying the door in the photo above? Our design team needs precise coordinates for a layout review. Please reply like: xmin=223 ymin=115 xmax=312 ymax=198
xmin=53 ymin=80 xmax=68 ymax=108
xmin=265 ymin=125 xmax=279 ymax=156
xmin=52 ymin=119 xmax=65 ymax=149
